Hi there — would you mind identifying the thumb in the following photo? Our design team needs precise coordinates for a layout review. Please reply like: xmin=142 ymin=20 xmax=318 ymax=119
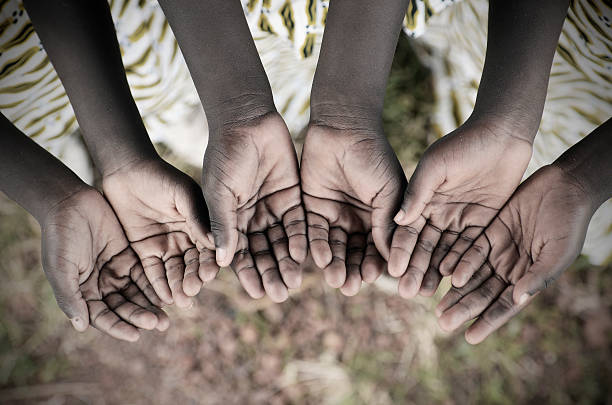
xmin=512 ymin=253 xmax=572 ymax=305
xmin=44 ymin=263 xmax=89 ymax=332
xmin=394 ymin=161 xmax=443 ymax=226
xmin=205 ymin=190 xmax=239 ymax=268
xmin=176 ymin=181 xmax=215 ymax=251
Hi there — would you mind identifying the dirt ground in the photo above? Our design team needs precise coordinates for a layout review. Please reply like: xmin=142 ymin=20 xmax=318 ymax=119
xmin=0 ymin=36 xmax=611 ymax=405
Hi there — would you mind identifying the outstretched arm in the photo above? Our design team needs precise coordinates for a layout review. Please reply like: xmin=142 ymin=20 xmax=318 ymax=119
xmin=299 ymin=0 xmax=409 ymax=294
xmin=157 ymin=0 xmax=307 ymax=302
xmin=389 ymin=0 xmax=571 ymax=298
xmin=23 ymin=0 xmax=157 ymax=175
xmin=0 ymin=114 xmax=168 ymax=341
xmin=24 ymin=0 xmax=218 ymax=307
xmin=471 ymin=0 xmax=571 ymax=138
xmin=436 ymin=118 xmax=612 ymax=344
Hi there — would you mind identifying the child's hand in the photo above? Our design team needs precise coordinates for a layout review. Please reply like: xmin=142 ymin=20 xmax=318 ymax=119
xmin=202 ymin=112 xmax=306 ymax=303
xmin=300 ymin=122 xmax=405 ymax=295
xmin=434 ymin=165 xmax=594 ymax=344
xmin=41 ymin=187 xmax=169 ymax=342
xmin=102 ymin=159 xmax=218 ymax=307
xmin=389 ymin=118 xmax=533 ymax=298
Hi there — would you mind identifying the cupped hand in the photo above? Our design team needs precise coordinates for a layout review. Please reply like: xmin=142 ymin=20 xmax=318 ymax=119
xmin=41 ymin=187 xmax=169 ymax=342
xmin=300 ymin=122 xmax=406 ymax=296
xmin=434 ymin=165 xmax=595 ymax=344
xmin=202 ymin=112 xmax=307 ymax=303
xmin=102 ymin=158 xmax=218 ymax=308
xmin=389 ymin=118 xmax=533 ymax=298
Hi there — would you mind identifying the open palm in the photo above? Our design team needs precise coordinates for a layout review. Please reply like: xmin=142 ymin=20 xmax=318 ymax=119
xmin=300 ymin=124 xmax=405 ymax=296
xmin=41 ymin=187 xmax=169 ymax=342
xmin=203 ymin=112 xmax=307 ymax=303
xmin=102 ymin=158 xmax=218 ymax=308
xmin=389 ymin=119 xmax=533 ymax=298
xmin=435 ymin=165 xmax=594 ymax=344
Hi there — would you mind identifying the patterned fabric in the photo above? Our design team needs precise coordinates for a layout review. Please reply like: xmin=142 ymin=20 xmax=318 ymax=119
xmin=0 ymin=0 xmax=610 ymax=262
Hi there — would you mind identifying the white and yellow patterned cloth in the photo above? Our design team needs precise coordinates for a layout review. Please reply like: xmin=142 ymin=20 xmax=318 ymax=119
xmin=0 ymin=0 xmax=610 ymax=263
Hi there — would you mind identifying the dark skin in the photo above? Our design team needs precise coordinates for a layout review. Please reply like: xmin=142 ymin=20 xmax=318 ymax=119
xmin=0 ymin=114 xmax=169 ymax=341
xmin=301 ymin=0 xmax=409 ymax=295
xmin=389 ymin=0 xmax=571 ymax=298
xmin=435 ymin=118 xmax=612 ymax=344
xmin=158 ymin=0 xmax=307 ymax=302
xmin=24 ymin=0 xmax=219 ymax=307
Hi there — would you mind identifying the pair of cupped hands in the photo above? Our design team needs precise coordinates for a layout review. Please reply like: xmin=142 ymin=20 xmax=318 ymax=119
xmin=44 ymin=110 xmax=593 ymax=344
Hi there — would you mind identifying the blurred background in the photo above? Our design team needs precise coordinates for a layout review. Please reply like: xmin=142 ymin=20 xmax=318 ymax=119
xmin=0 ymin=35 xmax=611 ymax=405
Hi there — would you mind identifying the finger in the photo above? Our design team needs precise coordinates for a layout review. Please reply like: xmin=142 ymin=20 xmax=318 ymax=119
xmin=104 ymin=292 xmax=158 ymax=330
xmin=249 ymin=232 xmax=288 ymax=303
xmin=451 ymin=233 xmax=491 ymax=288
xmin=122 ymin=283 xmax=170 ymax=332
xmin=513 ymin=250 xmax=574 ymax=305
xmin=432 ymin=231 xmax=459 ymax=276
xmin=176 ymin=180 xmax=215 ymax=250
xmin=323 ymin=227 xmax=348 ymax=288
xmin=44 ymin=264 xmax=89 ymax=332
xmin=140 ymin=256 xmax=174 ymax=305
xmin=164 ymin=256 xmax=192 ymax=308
xmin=268 ymin=224 xmax=302 ymax=289
xmin=435 ymin=263 xmax=494 ymax=317
xmin=231 ymin=233 xmax=265 ymax=299
xmin=361 ymin=233 xmax=385 ymax=283
xmin=418 ymin=265 xmax=443 ymax=297
xmin=87 ymin=300 xmax=140 ymax=342
xmin=205 ymin=191 xmax=239 ymax=267
xmin=130 ymin=262 xmax=163 ymax=308
xmin=198 ymin=247 xmax=219 ymax=284
xmin=183 ymin=247 xmax=203 ymax=297
xmin=307 ymin=212 xmax=332 ymax=268
xmin=465 ymin=285 xmax=534 ymax=345
xmin=439 ymin=226 xmax=483 ymax=277
xmin=438 ymin=272 xmax=506 ymax=332
xmin=388 ymin=216 xmax=426 ymax=278
xmin=340 ymin=233 xmax=366 ymax=296
xmin=398 ymin=223 xmax=441 ymax=298
xmin=283 ymin=204 xmax=308 ymax=264
xmin=394 ymin=161 xmax=443 ymax=226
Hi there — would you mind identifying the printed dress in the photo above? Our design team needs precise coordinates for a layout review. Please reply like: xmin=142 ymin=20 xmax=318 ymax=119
xmin=0 ymin=0 xmax=610 ymax=263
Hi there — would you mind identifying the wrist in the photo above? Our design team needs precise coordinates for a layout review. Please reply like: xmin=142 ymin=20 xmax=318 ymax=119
xmin=552 ymin=158 xmax=610 ymax=213
xmin=204 ymin=92 xmax=276 ymax=136
xmin=309 ymin=101 xmax=383 ymax=132
xmin=463 ymin=112 xmax=538 ymax=147
xmin=37 ymin=182 xmax=94 ymax=227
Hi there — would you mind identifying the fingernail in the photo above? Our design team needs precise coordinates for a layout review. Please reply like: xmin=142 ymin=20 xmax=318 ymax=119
xmin=216 ymin=248 xmax=227 ymax=265
xmin=394 ymin=210 xmax=405 ymax=224
xmin=519 ymin=293 xmax=529 ymax=305
xmin=71 ymin=317 xmax=85 ymax=331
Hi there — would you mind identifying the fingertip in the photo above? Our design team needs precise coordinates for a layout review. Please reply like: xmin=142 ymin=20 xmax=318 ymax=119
xmin=70 ymin=316 xmax=88 ymax=332
xmin=139 ymin=311 xmax=159 ymax=330
xmin=465 ymin=329 xmax=484 ymax=345
xmin=393 ymin=209 xmax=405 ymax=225
xmin=312 ymin=243 xmax=333 ymax=269
xmin=324 ymin=263 xmax=346 ymax=289
xmin=451 ymin=273 xmax=468 ymax=289
xmin=289 ymin=237 xmax=308 ymax=264
xmin=398 ymin=274 xmax=418 ymax=299
xmin=155 ymin=312 xmax=170 ymax=332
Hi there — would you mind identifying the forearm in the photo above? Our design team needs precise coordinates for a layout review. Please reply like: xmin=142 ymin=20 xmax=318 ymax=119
xmin=310 ymin=0 xmax=409 ymax=128
xmin=553 ymin=118 xmax=612 ymax=210
xmin=24 ymin=0 xmax=158 ymax=176
xmin=471 ymin=0 xmax=570 ymax=140
xmin=0 ymin=114 xmax=88 ymax=223
xmin=157 ymin=0 xmax=275 ymax=133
